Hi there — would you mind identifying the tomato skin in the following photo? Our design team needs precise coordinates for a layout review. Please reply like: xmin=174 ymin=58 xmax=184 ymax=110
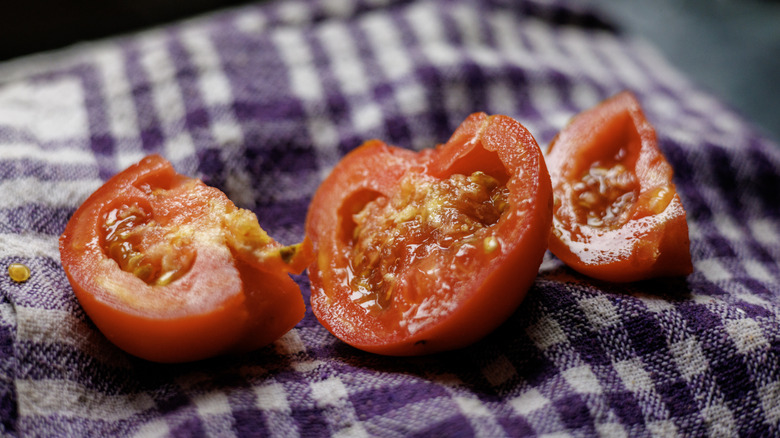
xmin=306 ymin=113 xmax=552 ymax=356
xmin=546 ymin=92 xmax=692 ymax=282
xmin=59 ymin=155 xmax=309 ymax=363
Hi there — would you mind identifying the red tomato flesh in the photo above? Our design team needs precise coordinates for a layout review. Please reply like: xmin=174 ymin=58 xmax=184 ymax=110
xmin=305 ymin=113 xmax=552 ymax=355
xmin=546 ymin=92 xmax=693 ymax=282
xmin=59 ymin=155 xmax=310 ymax=363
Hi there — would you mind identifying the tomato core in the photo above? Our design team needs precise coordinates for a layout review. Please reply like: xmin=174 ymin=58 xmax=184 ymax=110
xmin=348 ymin=170 xmax=509 ymax=311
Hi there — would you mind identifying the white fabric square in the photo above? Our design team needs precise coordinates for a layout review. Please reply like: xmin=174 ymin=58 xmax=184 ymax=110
xmin=510 ymin=389 xmax=550 ymax=416
xmin=234 ymin=11 xmax=267 ymax=34
xmin=702 ymin=403 xmax=737 ymax=437
xmin=274 ymin=329 xmax=307 ymax=355
xmin=579 ymin=295 xmax=621 ymax=330
xmin=725 ymin=318 xmax=769 ymax=354
xmin=527 ymin=316 xmax=568 ymax=350
xmin=277 ymin=0 xmax=311 ymax=25
xmin=272 ymin=28 xmax=322 ymax=102
xmin=563 ymin=365 xmax=602 ymax=395
xmin=758 ymin=380 xmax=780 ymax=425
xmin=362 ymin=13 xmax=411 ymax=81
xmin=319 ymin=21 xmax=368 ymax=96
xmin=614 ymin=358 xmax=654 ymax=393
xmin=310 ymin=377 xmax=349 ymax=408
xmin=636 ymin=293 xmax=676 ymax=313
xmin=696 ymin=259 xmax=734 ymax=282
xmin=17 ymin=379 xmax=154 ymax=421
xmin=0 ymin=78 xmax=89 ymax=142
xmin=595 ymin=423 xmax=628 ymax=438
xmin=193 ymin=392 xmax=232 ymax=416
xmin=749 ymin=219 xmax=780 ymax=246
xmin=669 ymin=336 xmax=709 ymax=381
xmin=93 ymin=45 xmax=139 ymax=139
xmin=254 ymin=382 xmax=290 ymax=412
xmin=454 ymin=396 xmax=492 ymax=418
xmin=743 ymin=260 xmax=775 ymax=283
xmin=647 ymin=420 xmax=678 ymax=437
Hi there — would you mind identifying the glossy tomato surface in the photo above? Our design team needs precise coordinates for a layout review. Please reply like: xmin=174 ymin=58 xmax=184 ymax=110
xmin=546 ymin=92 xmax=692 ymax=282
xmin=305 ymin=113 xmax=553 ymax=356
xmin=60 ymin=155 xmax=310 ymax=363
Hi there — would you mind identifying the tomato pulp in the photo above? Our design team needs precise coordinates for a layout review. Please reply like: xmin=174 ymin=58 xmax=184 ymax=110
xmin=60 ymin=155 xmax=311 ymax=362
xmin=305 ymin=113 xmax=553 ymax=355
xmin=546 ymin=92 xmax=692 ymax=282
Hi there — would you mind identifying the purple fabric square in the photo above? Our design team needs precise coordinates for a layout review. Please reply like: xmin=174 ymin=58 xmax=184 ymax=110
xmin=606 ymin=391 xmax=646 ymax=426
xmin=552 ymin=394 xmax=594 ymax=431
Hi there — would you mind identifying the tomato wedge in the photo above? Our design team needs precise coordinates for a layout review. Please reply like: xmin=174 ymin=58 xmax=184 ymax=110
xmin=305 ymin=113 xmax=552 ymax=355
xmin=59 ymin=155 xmax=311 ymax=363
xmin=546 ymin=92 xmax=692 ymax=282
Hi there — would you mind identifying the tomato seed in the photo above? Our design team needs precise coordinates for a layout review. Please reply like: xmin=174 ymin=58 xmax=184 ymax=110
xmin=647 ymin=186 xmax=674 ymax=214
xmin=483 ymin=236 xmax=500 ymax=253
xmin=8 ymin=263 xmax=30 ymax=283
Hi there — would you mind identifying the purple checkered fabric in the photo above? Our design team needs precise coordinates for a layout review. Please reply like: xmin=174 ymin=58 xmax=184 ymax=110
xmin=1 ymin=0 xmax=779 ymax=436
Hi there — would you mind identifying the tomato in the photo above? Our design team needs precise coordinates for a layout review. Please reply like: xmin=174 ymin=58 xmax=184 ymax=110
xmin=59 ymin=155 xmax=311 ymax=363
xmin=305 ymin=113 xmax=552 ymax=356
xmin=546 ymin=91 xmax=692 ymax=282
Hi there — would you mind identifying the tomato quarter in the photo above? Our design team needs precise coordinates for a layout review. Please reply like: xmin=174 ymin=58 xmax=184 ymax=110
xmin=59 ymin=155 xmax=311 ymax=363
xmin=546 ymin=92 xmax=692 ymax=282
xmin=305 ymin=113 xmax=552 ymax=355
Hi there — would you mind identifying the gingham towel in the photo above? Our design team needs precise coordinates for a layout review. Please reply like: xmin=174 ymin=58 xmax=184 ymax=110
xmin=1 ymin=0 xmax=779 ymax=436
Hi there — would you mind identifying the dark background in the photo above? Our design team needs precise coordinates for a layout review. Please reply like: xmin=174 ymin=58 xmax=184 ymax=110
xmin=590 ymin=0 xmax=780 ymax=144
xmin=1 ymin=0 xmax=778 ymax=143
xmin=0 ymin=0 xmax=250 ymax=61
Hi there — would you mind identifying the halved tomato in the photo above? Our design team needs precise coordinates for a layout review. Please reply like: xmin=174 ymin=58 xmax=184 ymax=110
xmin=59 ymin=155 xmax=311 ymax=363
xmin=546 ymin=91 xmax=692 ymax=282
xmin=305 ymin=113 xmax=552 ymax=355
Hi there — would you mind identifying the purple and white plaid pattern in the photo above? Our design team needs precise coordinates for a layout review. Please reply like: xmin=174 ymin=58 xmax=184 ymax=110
xmin=1 ymin=0 xmax=778 ymax=436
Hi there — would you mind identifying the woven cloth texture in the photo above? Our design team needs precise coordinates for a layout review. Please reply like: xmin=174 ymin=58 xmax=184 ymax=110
xmin=1 ymin=0 xmax=779 ymax=436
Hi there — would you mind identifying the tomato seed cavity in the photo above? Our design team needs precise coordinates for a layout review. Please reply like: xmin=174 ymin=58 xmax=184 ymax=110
xmin=349 ymin=171 xmax=509 ymax=311
xmin=103 ymin=204 xmax=193 ymax=286
xmin=574 ymin=161 xmax=638 ymax=229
